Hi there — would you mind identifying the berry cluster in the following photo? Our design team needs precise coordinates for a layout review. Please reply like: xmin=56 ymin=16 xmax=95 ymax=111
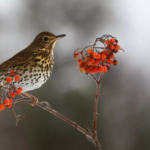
xmin=0 ymin=70 xmax=23 ymax=111
xmin=0 ymin=98 xmax=13 ymax=110
xmin=74 ymin=35 xmax=122 ymax=74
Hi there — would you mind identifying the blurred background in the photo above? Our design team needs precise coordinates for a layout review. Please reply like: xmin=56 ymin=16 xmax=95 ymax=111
xmin=0 ymin=0 xmax=150 ymax=150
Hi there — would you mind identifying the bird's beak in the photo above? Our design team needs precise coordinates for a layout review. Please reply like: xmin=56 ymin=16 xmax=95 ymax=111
xmin=56 ymin=34 xmax=66 ymax=40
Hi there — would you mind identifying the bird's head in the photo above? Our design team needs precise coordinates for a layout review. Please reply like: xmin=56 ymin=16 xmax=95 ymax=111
xmin=33 ymin=32 xmax=66 ymax=50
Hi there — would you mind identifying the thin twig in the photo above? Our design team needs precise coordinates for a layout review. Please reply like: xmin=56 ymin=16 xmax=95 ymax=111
xmin=89 ymin=74 xmax=99 ymax=84
xmin=12 ymin=105 xmax=30 ymax=126
xmin=93 ymin=73 xmax=103 ymax=136
xmin=92 ymin=73 xmax=103 ymax=150
xmin=12 ymin=106 xmax=19 ymax=126
xmin=37 ymin=102 xmax=91 ymax=135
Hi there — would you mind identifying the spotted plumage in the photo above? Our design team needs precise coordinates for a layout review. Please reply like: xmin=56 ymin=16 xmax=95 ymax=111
xmin=0 ymin=32 xmax=66 ymax=92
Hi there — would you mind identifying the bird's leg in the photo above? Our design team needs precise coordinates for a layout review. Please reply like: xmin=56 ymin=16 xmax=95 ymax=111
xmin=21 ymin=92 xmax=38 ymax=106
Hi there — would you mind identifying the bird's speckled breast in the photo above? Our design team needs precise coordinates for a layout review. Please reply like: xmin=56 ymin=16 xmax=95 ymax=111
xmin=0 ymin=51 xmax=54 ymax=92
xmin=14 ymin=53 xmax=54 ymax=92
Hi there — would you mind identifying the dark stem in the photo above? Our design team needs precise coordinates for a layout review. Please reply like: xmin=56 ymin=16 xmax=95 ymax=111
xmin=37 ymin=102 xmax=90 ymax=135
xmin=89 ymin=74 xmax=99 ymax=84
xmin=93 ymin=73 xmax=103 ymax=149
xmin=12 ymin=106 xmax=19 ymax=126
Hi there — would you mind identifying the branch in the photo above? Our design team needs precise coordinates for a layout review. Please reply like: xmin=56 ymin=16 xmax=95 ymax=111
xmin=13 ymin=97 xmax=102 ymax=150
xmin=93 ymin=73 xmax=103 ymax=137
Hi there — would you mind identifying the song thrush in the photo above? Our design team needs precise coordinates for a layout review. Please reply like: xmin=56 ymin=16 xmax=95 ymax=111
xmin=0 ymin=32 xmax=66 ymax=94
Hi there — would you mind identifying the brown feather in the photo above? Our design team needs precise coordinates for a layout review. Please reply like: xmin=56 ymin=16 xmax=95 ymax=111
xmin=0 ymin=46 xmax=34 ymax=72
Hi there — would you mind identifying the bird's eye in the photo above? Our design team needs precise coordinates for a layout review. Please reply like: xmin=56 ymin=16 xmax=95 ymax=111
xmin=43 ymin=36 xmax=49 ymax=42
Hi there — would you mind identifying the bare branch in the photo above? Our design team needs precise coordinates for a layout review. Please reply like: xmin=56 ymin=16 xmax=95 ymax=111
xmin=12 ymin=105 xmax=30 ymax=126
xmin=13 ymin=97 xmax=102 ymax=149
xmin=93 ymin=73 xmax=103 ymax=138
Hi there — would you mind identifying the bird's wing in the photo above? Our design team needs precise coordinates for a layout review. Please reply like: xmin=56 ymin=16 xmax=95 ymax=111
xmin=0 ymin=47 xmax=34 ymax=72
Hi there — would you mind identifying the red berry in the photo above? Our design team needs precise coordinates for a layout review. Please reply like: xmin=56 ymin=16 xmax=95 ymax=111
xmin=104 ymin=40 xmax=110 ymax=45
xmin=4 ymin=99 xmax=10 ymax=105
xmin=89 ymin=58 xmax=94 ymax=64
xmin=106 ymin=65 xmax=110 ymax=70
xmin=86 ymin=67 xmax=92 ymax=74
xmin=113 ymin=60 xmax=118 ymax=65
xmin=6 ymin=77 xmax=12 ymax=83
xmin=104 ymin=50 xmax=111 ymax=55
xmin=18 ymin=87 xmax=23 ymax=91
xmin=87 ymin=49 xmax=93 ymax=55
xmin=114 ymin=44 xmax=120 ymax=52
xmin=10 ymin=92 xmax=15 ymax=98
xmin=16 ymin=89 xmax=22 ymax=95
xmin=110 ymin=45 xmax=114 ymax=50
xmin=6 ymin=104 xmax=12 ymax=108
xmin=77 ymin=58 xmax=82 ymax=64
xmin=98 ymin=66 xmax=104 ymax=72
xmin=92 ymin=52 xmax=97 ymax=59
xmin=93 ymin=60 xmax=99 ymax=66
xmin=92 ymin=66 xmax=98 ymax=73
xmin=0 ymin=104 xmax=5 ymax=111
xmin=103 ymin=66 xmax=107 ymax=72
xmin=113 ymin=49 xmax=119 ymax=53
xmin=10 ymin=70 xmax=15 ymax=76
xmin=14 ymin=75 xmax=20 ymax=81
xmin=101 ymin=54 xmax=107 ymax=60
xmin=110 ymin=54 xmax=115 ymax=59
xmin=96 ymin=53 xmax=101 ymax=59
xmin=9 ymin=98 xmax=13 ymax=104
xmin=110 ymin=38 xmax=115 ymax=44
xmin=107 ymin=59 xmax=113 ymax=64
xmin=80 ymin=67 xmax=85 ymax=73
xmin=74 ymin=52 xmax=79 ymax=59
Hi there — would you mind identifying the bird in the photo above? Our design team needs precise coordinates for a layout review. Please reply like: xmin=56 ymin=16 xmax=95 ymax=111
xmin=0 ymin=32 xmax=66 ymax=104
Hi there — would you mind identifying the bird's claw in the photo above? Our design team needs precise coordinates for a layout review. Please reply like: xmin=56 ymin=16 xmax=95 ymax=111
xmin=21 ymin=92 xmax=38 ymax=106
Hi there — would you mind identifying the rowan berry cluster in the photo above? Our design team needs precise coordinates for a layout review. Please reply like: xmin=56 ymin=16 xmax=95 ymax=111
xmin=0 ymin=70 xmax=23 ymax=111
xmin=74 ymin=35 xmax=122 ymax=74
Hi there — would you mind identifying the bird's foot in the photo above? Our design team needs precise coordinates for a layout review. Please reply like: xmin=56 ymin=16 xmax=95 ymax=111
xmin=22 ymin=92 xmax=38 ymax=106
